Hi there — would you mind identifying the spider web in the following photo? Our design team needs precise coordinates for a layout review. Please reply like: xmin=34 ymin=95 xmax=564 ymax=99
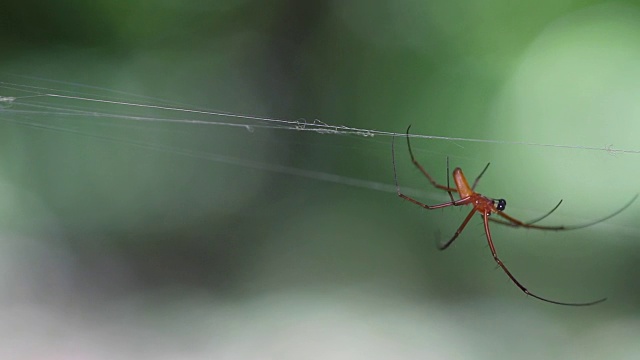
xmin=1 ymin=74 xmax=638 ymax=234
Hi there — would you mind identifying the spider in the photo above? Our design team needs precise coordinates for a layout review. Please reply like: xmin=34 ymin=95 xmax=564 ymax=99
xmin=392 ymin=126 xmax=637 ymax=306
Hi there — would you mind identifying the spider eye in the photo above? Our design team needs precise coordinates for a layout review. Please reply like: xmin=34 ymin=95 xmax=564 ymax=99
xmin=496 ymin=199 xmax=507 ymax=211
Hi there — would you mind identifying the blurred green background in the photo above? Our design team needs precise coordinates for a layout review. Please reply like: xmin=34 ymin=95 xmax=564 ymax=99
xmin=2 ymin=1 xmax=640 ymax=359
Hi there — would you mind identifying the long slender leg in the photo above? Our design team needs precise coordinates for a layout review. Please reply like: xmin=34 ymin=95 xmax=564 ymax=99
xmin=444 ymin=157 xmax=455 ymax=203
xmin=489 ymin=201 xmax=564 ymax=228
xmin=481 ymin=213 xmax=605 ymax=306
xmin=403 ymin=126 xmax=458 ymax=202
xmin=397 ymin=193 xmax=470 ymax=210
xmin=517 ymin=200 xmax=563 ymax=225
xmin=471 ymin=163 xmax=491 ymax=190
xmin=393 ymin=131 xmax=470 ymax=209
xmin=438 ymin=208 xmax=477 ymax=250
xmin=491 ymin=194 xmax=637 ymax=231
xmin=496 ymin=212 xmax=563 ymax=230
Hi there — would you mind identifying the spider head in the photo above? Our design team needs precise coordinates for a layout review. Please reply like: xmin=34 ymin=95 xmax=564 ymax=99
xmin=494 ymin=199 xmax=507 ymax=211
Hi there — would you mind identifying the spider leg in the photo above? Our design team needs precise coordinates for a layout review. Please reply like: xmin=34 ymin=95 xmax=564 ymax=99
xmin=446 ymin=156 xmax=454 ymax=202
xmin=393 ymin=130 xmax=470 ymax=209
xmin=403 ymin=126 xmax=457 ymax=202
xmin=396 ymin=192 xmax=471 ymax=210
xmin=438 ymin=208 xmax=477 ymax=250
xmin=489 ymin=200 xmax=563 ymax=227
xmin=520 ymin=200 xmax=563 ymax=225
xmin=491 ymin=194 xmax=637 ymax=231
xmin=481 ymin=213 xmax=606 ymax=306
xmin=471 ymin=163 xmax=491 ymax=191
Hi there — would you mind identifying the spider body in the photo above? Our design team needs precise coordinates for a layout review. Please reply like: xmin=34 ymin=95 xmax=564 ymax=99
xmin=392 ymin=126 xmax=636 ymax=306
xmin=452 ymin=168 xmax=473 ymax=199
xmin=452 ymin=167 xmax=506 ymax=212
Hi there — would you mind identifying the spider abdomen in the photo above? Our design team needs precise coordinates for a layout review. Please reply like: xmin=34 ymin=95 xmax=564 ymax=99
xmin=452 ymin=167 xmax=472 ymax=199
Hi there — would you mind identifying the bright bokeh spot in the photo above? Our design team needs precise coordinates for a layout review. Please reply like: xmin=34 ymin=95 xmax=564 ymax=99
xmin=492 ymin=3 xmax=640 ymax=211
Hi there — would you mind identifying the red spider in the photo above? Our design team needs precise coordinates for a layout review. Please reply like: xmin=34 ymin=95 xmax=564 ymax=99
xmin=392 ymin=126 xmax=637 ymax=306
